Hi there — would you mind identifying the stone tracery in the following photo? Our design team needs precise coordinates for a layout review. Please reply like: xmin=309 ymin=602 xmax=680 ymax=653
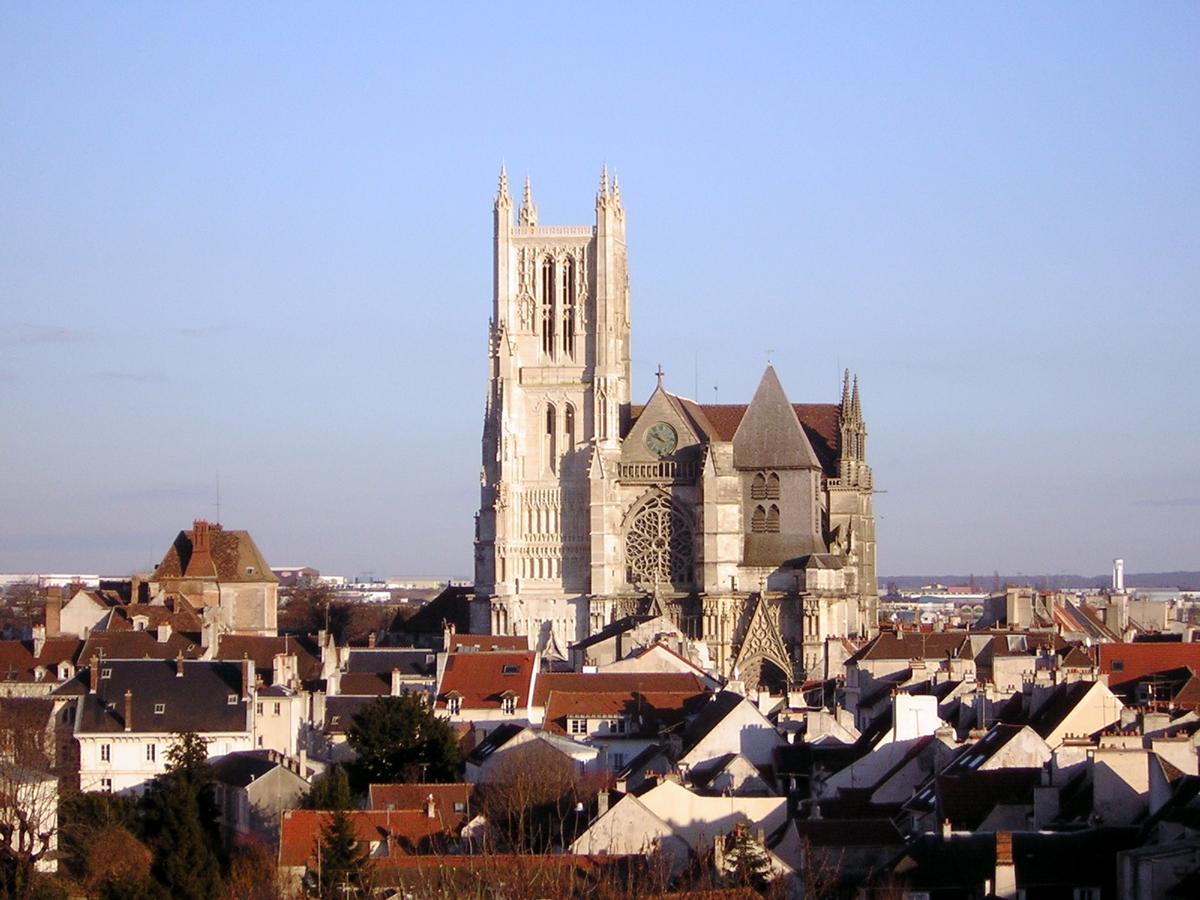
xmin=623 ymin=493 xmax=694 ymax=589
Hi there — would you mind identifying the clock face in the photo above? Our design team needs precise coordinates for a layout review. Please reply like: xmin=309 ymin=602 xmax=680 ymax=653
xmin=645 ymin=422 xmax=678 ymax=457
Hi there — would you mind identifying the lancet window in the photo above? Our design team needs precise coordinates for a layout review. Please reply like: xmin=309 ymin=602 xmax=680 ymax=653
xmin=541 ymin=256 xmax=556 ymax=357
xmin=564 ymin=404 xmax=576 ymax=454
xmin=545 ymin=404 xmax=557 ymax=473
xmin=562 ymin=256 xmax=576 ymax=358
xmin=751 ymin=505 xmax=766 ymax=533
xmin=766 ymin=504 xmax=780 ymax=533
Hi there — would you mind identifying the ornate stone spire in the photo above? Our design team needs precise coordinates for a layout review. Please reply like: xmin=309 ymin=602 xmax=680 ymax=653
xmin=611 ymin=173 xmax=621 ymax=206
xmin=495 ymin=164 xmax=511 ymax=210
xmin=518 ymin=175 xmax=537 ymax=225
xmin=841 ymin=368 xmax=851 ymax=413
xmin=597 ymin=163 xmax=610 ymax=207
xmin=851 ymin=375 xmax=861 ymax=423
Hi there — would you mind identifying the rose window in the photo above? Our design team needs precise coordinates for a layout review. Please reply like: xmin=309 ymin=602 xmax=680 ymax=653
xmin=624 ymin=494 xmax=694 ymax=588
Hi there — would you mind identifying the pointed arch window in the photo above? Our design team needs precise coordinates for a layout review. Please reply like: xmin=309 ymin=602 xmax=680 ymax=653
xmin=751 ymin=473 xmax=767 ymax=500
xmin=564 ymin=404 xmax=576 ymax=455
xmin=766 ymin=504 xmax=780 ymax=533
xmin=751 ymin=505 xmax=767 ymax=533
xmin=766 ymin=472 xmax=780 ymax=499
xmin=561 ymin=256 xmax=576 ymax=358
xmin=545 ymin=404 xmax=557 ymax=473
xmin=541 ymin=256 xmax=556 ymax=357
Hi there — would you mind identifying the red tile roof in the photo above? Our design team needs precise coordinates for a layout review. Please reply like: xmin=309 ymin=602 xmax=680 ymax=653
xmin=278 ymin=810 xmax=453 ymax=868
xmin=78 ymin=630 xmax=202 ymax=666
xmin=629 ymin=401 xmax=842 ymax=476
xmin=367 ymin=783 xmax=475 ymax=820
xmin=435 ymin=651 xmax=536 ymax=710
xmin=100 ymin=601 xmax=202 ymax=634
xmin=542 ymin=689 xmax=708 ymax=736
xmin=1099 ymin=643 xmax=1200 ymax=688
xmin=531 ymin=672 xmax=705 ymax=708
xmin=153 ymin=524 xmax=278 ymax=584
xmin=0 ymin=638 xmax=81 ymax=682
xmin=215 ymin=634 xmax=321 ymax=684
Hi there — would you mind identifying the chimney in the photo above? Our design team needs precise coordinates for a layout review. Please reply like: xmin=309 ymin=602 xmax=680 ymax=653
xmin=124 ymin=689 xmax=133 ymax=732
xmin=176 ymin=654 xmax=185 ymax=677
xmin=157 ymin=622 xmax=172 ymax=643
xmin=32 ymin=625 xmax=46 ymax=658
xmin=185 ymin=520 xmax=218 ymax=578
xmin=941 ymin=818 xmax=952 ymax=839
xmin=298 ymin=748 xmax=308 ymax=778
xmin=45 ymin=596 xmax=62 ymax=637
xmin=1112 ymin=558 xmax=1125 ymax=593
xmin=425 ymin=793 xmax=437 ymax=819
xmin=391 ymin=667 xmax=402 ymax=697
xmin=993 ymin=832 xmax=1017 ymax=900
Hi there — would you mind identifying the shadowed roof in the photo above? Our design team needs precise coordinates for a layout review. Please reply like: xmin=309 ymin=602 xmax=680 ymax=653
xmin=153 ymin=524 xmax=278 ymax=584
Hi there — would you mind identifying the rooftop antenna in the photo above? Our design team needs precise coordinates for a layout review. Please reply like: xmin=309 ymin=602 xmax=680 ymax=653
xmin=215 ymin=471 xmax=221 ymax=525
xmin=713 ymin=383 xmax=719 ymax=404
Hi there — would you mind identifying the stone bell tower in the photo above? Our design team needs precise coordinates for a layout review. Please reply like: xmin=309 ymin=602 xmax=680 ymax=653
xmin=474 ymin=167 xmax=631 ymax=651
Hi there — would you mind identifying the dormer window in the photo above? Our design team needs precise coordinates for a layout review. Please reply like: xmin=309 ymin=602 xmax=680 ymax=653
xmin=101 ymin=668 xmax=112 ymax=679
xmin=245 ymin=566 xmax=255 ymax=575
xmin=227 ymin=694 xmax=237 ymax=705
xmin=446 ymin=692 xmax=463 ymax=715
xmin=500 ymin=691 xmax=517 ymax=715
xmin=154 ymin=703 xmax=165 ymax=715
xmin=501 ymin=664 xmax=520 ymax=676
xmin=568 ymin=717 xmax=587 ymax=735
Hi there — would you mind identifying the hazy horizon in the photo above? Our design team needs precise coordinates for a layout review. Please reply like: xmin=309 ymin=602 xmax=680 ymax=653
xmin=3 ymin=4 xmax=1197 ymax=578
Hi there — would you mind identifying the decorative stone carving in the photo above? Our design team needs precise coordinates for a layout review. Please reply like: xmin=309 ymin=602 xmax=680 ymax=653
xmin=623 ymin=492 xmax=694 ymax=589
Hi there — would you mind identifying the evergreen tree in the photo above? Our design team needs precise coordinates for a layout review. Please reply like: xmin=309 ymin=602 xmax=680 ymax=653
xmin=313 ymin=809 xmax=367 ymax=900
xmin=345 ymin=695 xmax=462 ymax=792
xmin=139 ymin=733 xmax=221 ymax=900
xmin=723 ymin=824 xmax=771 ymax=891
xmin=303 ymin=765 xmax=354 ymax=810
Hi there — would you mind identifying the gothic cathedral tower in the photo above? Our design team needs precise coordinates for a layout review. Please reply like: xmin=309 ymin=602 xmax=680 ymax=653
xmin=474 ymin=167 xmax=630 ymax=652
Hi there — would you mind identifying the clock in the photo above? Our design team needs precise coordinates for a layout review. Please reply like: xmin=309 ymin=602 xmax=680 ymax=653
xmin=644 ymin=422 xmax=678 ymax=457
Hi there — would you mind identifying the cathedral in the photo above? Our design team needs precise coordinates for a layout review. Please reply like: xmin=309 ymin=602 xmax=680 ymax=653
xmin=472 ymin=167 xmax=878 ymax=689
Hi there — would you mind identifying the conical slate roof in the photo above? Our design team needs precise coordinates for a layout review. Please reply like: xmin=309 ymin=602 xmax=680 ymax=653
xmin=732 ymin=366 xmax=822 ymax=469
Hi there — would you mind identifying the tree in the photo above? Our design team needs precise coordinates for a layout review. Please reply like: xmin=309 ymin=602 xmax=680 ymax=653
xmin=57 ymin=790 xmax=140 ymax=881
xmin=312 ymin=810 xmax=367 ymax=900
xmin=139 ymin=733 xmax=221 ymax=900
xmin=721 ymin=824 xmax=772 ymax=891
xmin=0 ymin=699 xmax=59 ymax=900
xmin=477 ymin=740 xmax=598 ymax=853
xmin=303 ymin=765 xmax=354 ymax=811
xmin=345 ymin=695 xmax=462 ymax=793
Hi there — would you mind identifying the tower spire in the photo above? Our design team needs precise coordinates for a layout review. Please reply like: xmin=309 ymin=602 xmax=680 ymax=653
xmin=518 ymin=175 xmax=537 ymax=225
xmin=841 ymin=368 xmax=851 ymax=412
xmin=851 ymin=375 xmax=861 ymax=422
xmin=598 ymin=163 xmax=610 ymax=204
xmin=495 ymin=164 xmax=511 ymax=210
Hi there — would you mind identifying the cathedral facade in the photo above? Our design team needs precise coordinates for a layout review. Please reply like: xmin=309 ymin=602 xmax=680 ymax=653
xmin=473 ymin=168 xmax=878 ymax=688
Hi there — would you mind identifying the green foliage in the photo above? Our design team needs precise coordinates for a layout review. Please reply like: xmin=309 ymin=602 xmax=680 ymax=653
xmin=313 ymin=809 xmax=367 ymax=900
xmin=139 ymin=733 xmax=222 ymax=900
xmin=345 ymin=695 xmax=462 ymax=792
xmin=723 ymin=825 xmax=772 ymax=891
xmin=303 ymin=765 xmax=354 ymax=810
xmin=58 ymin=791 xmax=141 ymax=878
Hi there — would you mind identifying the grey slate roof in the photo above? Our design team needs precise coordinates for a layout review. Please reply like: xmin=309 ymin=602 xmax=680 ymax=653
xmin=731 ymin=366 xmax=822 ymax=470
xmin=71 ymin=659 xmax=250 ymax=735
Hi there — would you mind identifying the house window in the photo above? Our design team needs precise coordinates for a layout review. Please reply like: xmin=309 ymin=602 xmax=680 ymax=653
xmin=1111 ymin=660 xmax=1124 ymax=672
xmin=453 ymin=801 xmax=466 ymax=814
xmin=227 ymin=694 xmax=238 ymax=705
xmin=100 ymin=744 xmax=111 ymax=762
xmin=256 ymin=702 xmax=263 ymax=715
xmin=569 ymin=717 xmax=587 ymax=735
xmin=101 ymin=668 xmax=112 ymax=679
xmin=502 ymin=664 xmax=520 ymax=676
xmin=447 ymin=696 xmax=462 ymax=715
xmin=100 ymin=778 xmax=112 ymax=792
xmin=274 ymin=702 xmax=281 ymax=715
xmin=612 ymin=718 xmax=627 ymax=734
xmin=154 ymin=702 xmax=165 ymax=715
xmin=146 ymin=744 xmax=156 ymax=763
xmin=501 ymin=695 xmax=516 ymax=715
xmin=611 ymin=752 xmax=625 ymax=769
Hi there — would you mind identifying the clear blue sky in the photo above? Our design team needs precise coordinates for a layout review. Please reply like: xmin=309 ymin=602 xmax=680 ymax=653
xmin=2 ymin=3 xmax=1197 ymax=579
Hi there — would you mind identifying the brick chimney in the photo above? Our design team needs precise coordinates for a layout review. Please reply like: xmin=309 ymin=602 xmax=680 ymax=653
xmin=45 ymin=595 xmax=62 ymax=637
xmin=124 ymin=689 xmax=133 ymax=732
xmin=185 ymin=519 xmax=218 ymax=578
xmin=993 ymin=832 xmax=1017 ymax=899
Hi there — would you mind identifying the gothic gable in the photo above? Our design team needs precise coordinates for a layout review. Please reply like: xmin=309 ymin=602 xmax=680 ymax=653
xmin=732 ymin=367 xmax=822 ymax=471
xmin=732 ymin=595 xmax=794 ymax=692
xmin=620 ymin=386 xmax=702 ymax=465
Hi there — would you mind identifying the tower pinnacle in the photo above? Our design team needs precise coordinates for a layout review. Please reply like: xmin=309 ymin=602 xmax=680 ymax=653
xmin=519 ymin=175 xmax=537 ymax=225
xmin=495 ymin=164 xmax=511 ymax=209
